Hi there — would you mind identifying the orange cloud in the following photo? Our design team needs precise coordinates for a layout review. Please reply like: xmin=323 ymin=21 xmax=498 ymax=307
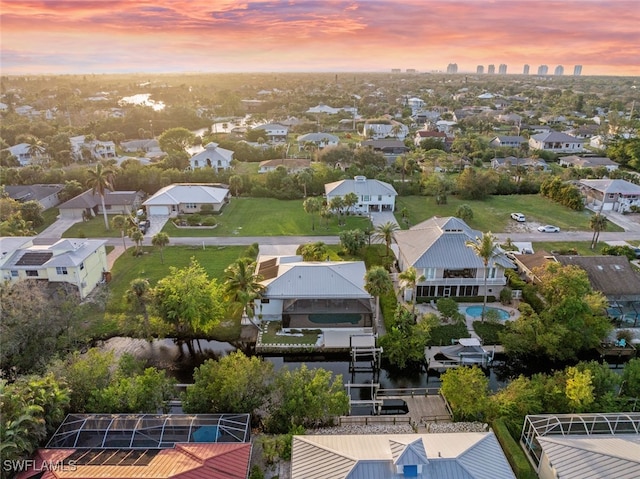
xmin=0 ymin=0 xmax=638 ymax=75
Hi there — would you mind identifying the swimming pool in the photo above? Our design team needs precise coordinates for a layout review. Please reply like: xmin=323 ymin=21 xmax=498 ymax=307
xmin=308 ymin=313 xmax=362 ymax=325
xmin=465 ymin=306 xmax=510 ymax=321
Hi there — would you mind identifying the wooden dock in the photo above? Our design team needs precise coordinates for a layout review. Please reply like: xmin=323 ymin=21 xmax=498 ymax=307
xmin=378 ymin=388 xmax=452 ymax=432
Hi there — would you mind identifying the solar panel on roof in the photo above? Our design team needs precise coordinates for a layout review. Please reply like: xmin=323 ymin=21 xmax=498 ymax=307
xmin=16 ymin=252 xmax=53 ymax=266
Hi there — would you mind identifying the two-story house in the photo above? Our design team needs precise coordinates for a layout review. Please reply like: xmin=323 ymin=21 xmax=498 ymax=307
xmin=325 ymin=176 xmax=397 ymax=213
xmin=252 ymin=123 xmax=289 ymax=143
xmin=394 ymin=217 xmax=514 ymax=300
xmin=0 ymin=237 xmax=108 ymax=299
xmin=70 ymin=136 xmax=116 ymax=161
xmin=297 ymin=133 xmax=340 ymax=150
xmin=189 ymin=142 xmax=234 ymax=171
xmin=579 ymin=179 xmax=640 ymax=213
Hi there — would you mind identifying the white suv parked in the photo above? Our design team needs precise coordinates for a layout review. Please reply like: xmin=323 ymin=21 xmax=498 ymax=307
xmin=511 ymin=213 xmax=526 ymax=222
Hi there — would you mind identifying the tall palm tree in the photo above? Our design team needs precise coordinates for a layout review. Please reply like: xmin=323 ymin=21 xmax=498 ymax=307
xmin=111 ymin=215 xmax=128 ymax=250
xmin=364 ymin=266 xmax=394 ymax=331
xmin=86 ymin=163 xmax=116 ymax=230
xmin=343 ymin=192 xmax=358 ymax=215
xmin=25 ymin=136 xmax=46 ymax=164
xmin=152 ymin=232 xmax=170 ymax=264
xmin=374 ymin=221 xmax=399 ymax=257
xmin=124 ymin=278 xmax=152 ymax=334
xmin=465 ymin=232 xmax=499 ymax=322
xmin=398 ymin=266 xmax=426 ymax=314
xmin=223 ymin=257 xmax=265 ymax=327
xmin=128 ymin=227 xmax=144 ymax=256
xmin=589 ymin=213 xmax=608 ymax=250
xmin=303 ymin=197 xmax=321 ymax=231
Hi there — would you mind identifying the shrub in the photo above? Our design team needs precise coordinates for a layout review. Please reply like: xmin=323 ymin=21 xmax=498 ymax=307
xmin=427 ymin=324 xmax=470 ymax=346
xmin=201 ymin=216 xmax=216 ymax=226
xmin=200 ymin=204 xmax=214 ymax=215
xmin=491 ymin=418 xmax=538 ymax=479
xmin=473 ymin=321 xmax=505 ymax=345
xmin=436 ymin=298 xmax=465 ymax=325
xmin=186 ymin=214 xmax=202 ymax=226
xmin=522 ymin=284 xmax=544 ymax=313
xmin=499 ymin=287 xmax=512 ymax=305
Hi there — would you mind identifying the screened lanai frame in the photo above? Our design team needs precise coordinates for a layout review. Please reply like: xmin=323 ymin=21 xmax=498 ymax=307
xmin=520 ymin=413 xmax=640 ymax=466
xmin=46 ymin=414 xmax=251 ymax=449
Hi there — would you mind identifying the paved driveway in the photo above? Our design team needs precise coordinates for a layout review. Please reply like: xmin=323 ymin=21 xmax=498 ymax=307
xmin=370 ymin=211 xmax=399 ymax=228
xmin=37 ymin=217 xmax=83 ymax=240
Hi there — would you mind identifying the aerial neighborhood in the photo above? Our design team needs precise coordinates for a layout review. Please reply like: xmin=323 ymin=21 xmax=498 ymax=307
xmin=2 ymin=72 xmax=640 ymax=478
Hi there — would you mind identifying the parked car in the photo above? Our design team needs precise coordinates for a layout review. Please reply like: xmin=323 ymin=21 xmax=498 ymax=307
xmin=511 ymin=212 xmax=526 ymax=222
xmin=537 ymin=225 xmax=560 ymax=233
xmin=139 ymin=219 xmax=151 ymax=234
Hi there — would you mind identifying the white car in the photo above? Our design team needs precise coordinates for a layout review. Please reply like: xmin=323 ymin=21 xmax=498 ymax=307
xmin=537 ymin=225 xmax=560 ymax=233
xmin=511 ymin=213 xmax=526 ymax=222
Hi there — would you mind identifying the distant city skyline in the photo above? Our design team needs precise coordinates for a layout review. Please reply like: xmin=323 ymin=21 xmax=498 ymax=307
xmin=1 ymin=0 xmax=639 ymax=76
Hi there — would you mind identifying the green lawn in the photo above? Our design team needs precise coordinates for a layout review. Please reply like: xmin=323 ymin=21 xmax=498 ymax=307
xmin=259 ymin=321 xmax=320 ymax=345
xmin=163 ymin=197 xmax=372 ymax=237
xmin=395 ymin=195 xmax=624 ymax=233
xmin=107 ymin=245 xmax=249 ymax=313
xmin=63 ymin=216 xmax=122 ymax=238
xmin=532 ymin=241 xmax=603 ymax=256
xmin=34 ymin=208 xmax=60 ymax=234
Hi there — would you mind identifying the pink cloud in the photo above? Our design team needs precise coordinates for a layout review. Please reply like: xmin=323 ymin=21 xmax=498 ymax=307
xmin=0 ymin=0 xmax=638 ymax=75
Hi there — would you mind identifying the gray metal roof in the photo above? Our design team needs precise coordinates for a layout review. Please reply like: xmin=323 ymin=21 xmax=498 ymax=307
xmin=143 ymin=184 xmax=229 ymax=206
xmin=531 ymin=131 xmax=584 ymax=143
xmin=325 ymin=177 xmax=397 ymax=197
xmin=580 ymin=178 xmax=640 ymax=195
xmin=262 ymin=261 xmax=370 ymax=299
xmin=394 ymin=217 xmax=513 ymax=269
xmin=538 ymin=435 xmax=640 ymax=479
xmin=291 ymin=433 xmax=515 ymax=479
xmin=2 ymin=238 xmax=106 ymax=269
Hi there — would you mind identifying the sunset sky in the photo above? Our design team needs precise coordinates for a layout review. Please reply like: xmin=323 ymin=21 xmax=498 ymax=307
xmin=1 ymin=0 xmax=639 ymax=76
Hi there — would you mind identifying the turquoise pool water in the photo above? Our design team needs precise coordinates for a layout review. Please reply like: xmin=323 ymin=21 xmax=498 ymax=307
xmin=465 ymin=306 xmax=510 ymax=321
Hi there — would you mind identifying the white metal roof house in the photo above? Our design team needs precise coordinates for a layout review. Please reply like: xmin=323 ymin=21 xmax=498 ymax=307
xmin=252 ymin=123 xmax=289 ymax=142
xmin=528 ymin=131 xmax=585 ymax=153
xmin=291 ymin=432 xmax=515 ymax=479
xmin=297 ymin=133 xmax=340 ymax=150
xmin=3 ymin=143 xmax=40 ymax=166
xmin=325 ymin=176 xmax=397 ymax=214
xmin=394 ymin=217 xmax=514 ymax=300
xmin=579 ymin=179 xmax=640 ymax=213
xmin=489 ymin=136 xmax=527 ymax=148
xmin=258 ymin=158 xmax=312 ymax=174
xmin=142 ymin=184 xmax=230 ymax=216
xmin=0 ymin=237 xmax=108 ymax=299
xmin=363 ymin=121 xmax=409 ymax=140
xmin=188 ymin=142 xmax=234 ymax=171
xmin=254 ymin=256 xmax=373 ymax=331
xmin=70 ymin=136 xmax=116 ymax=161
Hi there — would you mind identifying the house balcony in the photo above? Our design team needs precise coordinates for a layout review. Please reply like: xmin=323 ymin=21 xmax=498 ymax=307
xmin=418 ymin=277 xmax=506 ymax=286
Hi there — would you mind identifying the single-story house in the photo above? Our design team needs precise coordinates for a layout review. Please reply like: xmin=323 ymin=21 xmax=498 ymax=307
xmin=325 ymin=176 xmax=397 ymax=214
xmin=142 ymin=183 xmax=230 ymax=216
xmin=414 ymin=130 xmax=447 ymax=147
xmin=188 ymin=142 xmax=234 ymax=171
xmin=258 ymin=158 xmax=311 ymax=174
xmin=15 ymin=413 xmax=252 ymax=479
xmin=297 ymin=132 xmax=340 ymax=150
xmin=360 ymin=139 xmax=409 ymax=165
xmin=4 ymin=184 xmax=64 ymax=210
xmin=579 ymin=179 xmax=640 ymax=213
xmin=529 ymin=131 xmax=585 ymax=153
xmin=394 ymin=216 xmax=514 ymax=300
xmin=558 ymin=155 xmax=619 ymax=172
xmin=306 ymin=104 xmax=342 ymax=115
xmin=0 ymin=237 xmax=108 ymax=299
xmin=252 ymin=123 xmax=289 ymax=142
xmin=255 ymin=256 xmax=373 ymax=331
xmin=120 ymin=138 xmax=161 ymax=153
xmin=291 ymin=432 xmax=515 ymax=479
xmin=58 ymin=189 xmax=144 ymax=220
xmin=491 ymin=156 xmax=549 ymax=171
xmin=489 ymin=136 xmax=527 ymax=148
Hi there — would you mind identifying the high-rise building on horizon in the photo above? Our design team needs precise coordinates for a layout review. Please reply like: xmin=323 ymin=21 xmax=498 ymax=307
xmin=446 ymin=63 xmax=458 ymax=74
xmin=488 ymin=64 xmax=495 ymax=74
xmin=523 ymin=64 xmax=530 ymax=75
xmin=573 ymin=65 xmax=583 ymax=76
xmin=477 ymin=65 xmax=484 ymax=74
xmin=537 ymin=64 xmax=549 ymax=75
xmin=498 ymin=64 xmax=507 ymax=74
xmin=554 ymin=65 xmax=564 ymax=76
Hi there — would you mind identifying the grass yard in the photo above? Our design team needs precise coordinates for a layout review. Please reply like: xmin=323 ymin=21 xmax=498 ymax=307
xmin=163 ymin=197 xmax=372 ymax=237
xmin=107 ymin=245 xmax=250 ymax=313
xmin=395 ymin=195 xmax=624 ymax=233
xmin=34 ymin=208 xmax=60 ymax=234
xmin=63 ymin=215 xmax=122 ymax=238
xmin=260 ymin=321 xmax=320 ymax=345
xmin=531 ymin=241 xmax=603 ymax=256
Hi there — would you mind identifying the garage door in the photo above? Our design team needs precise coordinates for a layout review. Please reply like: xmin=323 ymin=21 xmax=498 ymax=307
xmin=148 ymin=206 xmax=170 ymax=216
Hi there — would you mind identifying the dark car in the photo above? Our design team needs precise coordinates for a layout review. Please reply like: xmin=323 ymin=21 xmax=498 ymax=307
xmin=139 ymin=219 xmax=150 ymax=234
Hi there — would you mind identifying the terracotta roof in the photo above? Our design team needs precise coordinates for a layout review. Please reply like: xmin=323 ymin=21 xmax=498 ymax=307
xmin=16 ymin=444 xmax=251 ymax=479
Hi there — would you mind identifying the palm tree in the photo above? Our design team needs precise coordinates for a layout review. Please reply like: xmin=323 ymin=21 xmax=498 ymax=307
xmin=124 ymin=278 xmax=152 ymax=334
xmin=86 ymin=163 xmax=116 ymax=230
xmin=589 ymin=213 xmax=608 ymax=250
xmin=128 ymin=227 xmax=144 ymax=256
xmin=229 ymin=175 xmax=242 ymax=197
xmin=152 ymin=232 xmax=170 ymax=264
xmin=297 ymin=170 xmax=312 ymax=198
xmin=223 ymin=257 xmax=265 ymax=327
xmin=398 ymin=266 xmax=426 ymax=314
xmin=374 ymin=221 xmax=399 ymax=256
xmin=343 ymin=192 xmax=358 ymax=215
xmin=465 ymin=232 xmax=499 ymax=322
xmin=111 ymin=215 xmax=128 ymax=250
xmin=364 ymin=266 xmax=394 ymax=331
xmin=25 ymin=136 xmax=46 ymax=164
xmin=303 ymin=197 xmax=321 ymax=231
